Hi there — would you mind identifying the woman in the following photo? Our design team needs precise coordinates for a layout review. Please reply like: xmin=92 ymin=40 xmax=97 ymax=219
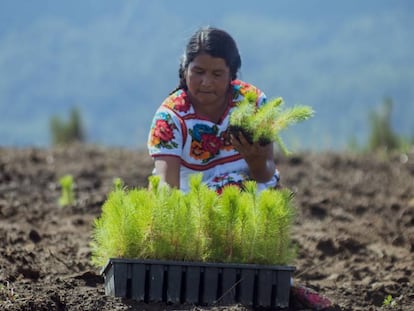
xmin=147 ymin=26 xmax=280 ymax=193
xmin=147 ymin=26 xmax=334 ymax=310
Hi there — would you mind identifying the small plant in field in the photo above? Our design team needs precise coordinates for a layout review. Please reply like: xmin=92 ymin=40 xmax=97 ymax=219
xmin=0 ymin=281 xmax=19 ymax=302
xmin=382 ymin=294 xmax=397 ymax=308
xmin=229 ymin=91 xmax=314 ymax=154
xmin=58 ymin=174 xmax=75 ymax=207
xmin=368 ymin=98 xmax=400 ymax=153
xmin=112 ymin=177 xmax=124 ymax=191
xmin=91 ymin=174 xmax=296 ymax=267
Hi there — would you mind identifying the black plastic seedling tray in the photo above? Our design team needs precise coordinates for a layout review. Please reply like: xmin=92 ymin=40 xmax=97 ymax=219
xmin=101 ymin=258 xmax=295 ymax=308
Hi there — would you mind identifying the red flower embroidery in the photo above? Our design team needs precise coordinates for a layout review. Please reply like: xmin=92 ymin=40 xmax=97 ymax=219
xmin=173 ymin=94 xmax=191 ymax=112
xmin=201 ymin=133 xmax=222 ymax=155
xmin=154 ymin=119 xmax=174 ymax=142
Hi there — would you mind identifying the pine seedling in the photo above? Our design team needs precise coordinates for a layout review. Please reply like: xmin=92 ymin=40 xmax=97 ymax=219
xmin=154 ymin=187 xmax=190 ymax=260
xmin=127 ymin=188 xmax=155 ymax=258
xmin=218 ymin=185 xmax=243 ymax=262
xmin=187 ymin=173 xmax=219 ymax=261
xmin=91 ymin=177 xmax=157 ymax=266
xmin=273 ymin=105 xmax=314 ymax=131
xmin=229 ymin=92 xmax=257 ymax=142
xmin=228 ymin=98 xmax=254 ymax=128
xmin=179 ymin=195 xmax=200 ymax=260
xmin=58 ymin=174 xmax=75 ymax=207
xmin=271 ymin=105 xmax=314 ymax=154
xmin=238 ymin=181 xmax=259 ymax=263
xmin=112 ymin=177 xmax=124 ymax=191
xmin=118 ymin=192 xmax=144 ymax=259
xmin=275 ymin=189 xmax=297 ymax=263
xmin=201 ymin=201 xmax=221 ymax=262
xmin=251 ymin=97 xmax=283 ymax=145
xmin=253 ymin=188 xmax=296 ymax=265
xmin=146 ymin=176 xmax=194 ymax=261
xmin=382 ymin=294 xmax=397 ymax=308
xmin=167 ymin=189 xmax=188 ymax=260
xmin=148 ymin=179 xmax=175 ymax=259
xmin=90 ymin=186 xmax=145 ymax=266
xmin=229 ymin=90 xmax=314 ymax=154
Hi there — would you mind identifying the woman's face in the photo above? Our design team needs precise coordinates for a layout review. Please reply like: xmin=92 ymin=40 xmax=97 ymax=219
xmin=185 ymin=53 xmax=232 ymax=107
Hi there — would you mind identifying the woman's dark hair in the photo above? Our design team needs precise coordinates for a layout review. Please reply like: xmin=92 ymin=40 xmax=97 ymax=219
xmin=171 ymin=27 xmax=241 ymax=94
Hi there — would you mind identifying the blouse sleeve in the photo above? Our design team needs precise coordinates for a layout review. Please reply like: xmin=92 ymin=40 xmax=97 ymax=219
xmin=256 ymin=90 xmax=267 ymax=108
xmin=147 ymin=107 xmax=183 ymax=157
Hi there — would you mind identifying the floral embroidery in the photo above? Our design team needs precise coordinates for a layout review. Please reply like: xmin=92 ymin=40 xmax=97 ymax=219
xmin=164 ymin=90 xmax=191 ymax=113
xmin=189 ymin=124 xmax=222 ymax=161
xmin=209 ymin=173 xmax=244 ymax=194
xmin=215 ymin=181 xmax=243 ymax=195
xmin=201 ymin=133 xmax=222 ymax=155
xmin=149 ymin=112 xmax=178 ymax=149
xmin=190 ymin=140 xmax=211 ymax=160
xmin=232 ymin=80 xmax=259 ymax=100
xmin=211 ymin=173 xmax=232 ymax=183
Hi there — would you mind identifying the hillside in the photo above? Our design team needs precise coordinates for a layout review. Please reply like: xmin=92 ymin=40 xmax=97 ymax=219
xmin=0 ymin=0 xmax=413 ymax=149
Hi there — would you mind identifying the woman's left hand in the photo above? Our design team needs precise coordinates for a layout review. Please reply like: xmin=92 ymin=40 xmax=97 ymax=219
xmin=230 ymin=133 xmax=271 ymax=160
xmin=230 ymin=132 xmax=276 ymax=183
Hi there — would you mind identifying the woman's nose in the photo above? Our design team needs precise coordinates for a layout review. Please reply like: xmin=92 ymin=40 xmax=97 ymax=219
xmin=201 ymin=75 xmax=213 ymax=87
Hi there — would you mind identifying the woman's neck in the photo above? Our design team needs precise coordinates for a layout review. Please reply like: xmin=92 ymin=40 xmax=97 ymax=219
xmin=190 ymin=93 xmax=230 ymax=123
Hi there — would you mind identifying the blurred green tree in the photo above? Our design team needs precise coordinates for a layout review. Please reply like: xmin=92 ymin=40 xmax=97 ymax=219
xmin=367 ymin=97 xmax=401 ymax=153
xmin=50 ymin=106 xmax=85 ymax=145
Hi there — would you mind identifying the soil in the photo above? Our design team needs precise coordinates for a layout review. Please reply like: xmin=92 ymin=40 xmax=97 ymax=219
xmin=0 ymin=144 xmax=413 ymax=311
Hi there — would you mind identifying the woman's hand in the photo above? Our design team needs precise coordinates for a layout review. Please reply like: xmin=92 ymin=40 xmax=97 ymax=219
xmin=230 ymin=133 xmax=276 ymax=183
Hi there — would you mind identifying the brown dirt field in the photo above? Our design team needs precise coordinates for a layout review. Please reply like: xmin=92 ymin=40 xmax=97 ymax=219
xmin=0 ymin=145 xmax=413 ymax=310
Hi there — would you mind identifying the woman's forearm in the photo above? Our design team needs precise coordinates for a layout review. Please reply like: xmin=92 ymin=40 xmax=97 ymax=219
xmin=244 ymin=156 xmax=276 ymax=183
xmin=154 ymin=156 xmax=181 ymax=188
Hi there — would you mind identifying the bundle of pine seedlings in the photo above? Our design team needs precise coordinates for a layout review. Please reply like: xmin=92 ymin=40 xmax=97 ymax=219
xmin=91 ymin=174 xmax=296 ymax=268
xmin=229 ymin=91 xmax=314 ymax=154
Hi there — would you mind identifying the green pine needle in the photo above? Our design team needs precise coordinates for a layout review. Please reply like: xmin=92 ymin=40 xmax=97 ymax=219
xmin=229 ymin=91 xmax=314 ymax=152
